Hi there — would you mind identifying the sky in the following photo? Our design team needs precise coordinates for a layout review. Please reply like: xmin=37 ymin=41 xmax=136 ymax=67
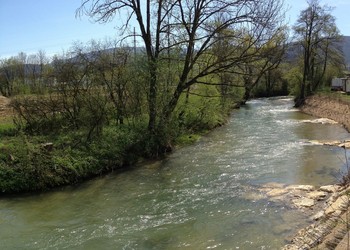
xmin=0 ymin=0 xmax=349 ymax=59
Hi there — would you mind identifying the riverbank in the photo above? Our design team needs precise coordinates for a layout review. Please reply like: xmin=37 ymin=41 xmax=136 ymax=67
xmin=283 ymin=93 xmax=350 ymax=249
xmin=300 ymin=93 xmax=350 ymax=131
xmin=0 ymin=94 xmax=237 ymax=194
xmin=2 ymin=96 xmax=348 ymax=248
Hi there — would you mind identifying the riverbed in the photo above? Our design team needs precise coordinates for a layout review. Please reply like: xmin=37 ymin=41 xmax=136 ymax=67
xmin=1 ymin=97 xmax=349 ymax=249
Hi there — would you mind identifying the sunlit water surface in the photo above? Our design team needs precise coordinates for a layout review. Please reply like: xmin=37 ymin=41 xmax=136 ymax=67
xmin=1 ymin=97 xmax=349 ymax=249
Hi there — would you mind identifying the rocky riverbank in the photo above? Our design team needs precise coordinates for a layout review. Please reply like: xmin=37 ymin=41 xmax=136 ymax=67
xmin=281 ymin=94 xmax=350 ymax=249
xmin=260 ymin=183 xmax=350 ymax=250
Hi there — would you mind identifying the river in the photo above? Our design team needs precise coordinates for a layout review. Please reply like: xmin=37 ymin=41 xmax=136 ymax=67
xmin=1 ymin=97 xmax=349 ymax=249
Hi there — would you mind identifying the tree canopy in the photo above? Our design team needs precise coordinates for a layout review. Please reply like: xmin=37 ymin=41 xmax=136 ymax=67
xmin=293 ymin=0 xmax=342 ymax=106
xmin=78 ymin=0 xmax=286 ymax=144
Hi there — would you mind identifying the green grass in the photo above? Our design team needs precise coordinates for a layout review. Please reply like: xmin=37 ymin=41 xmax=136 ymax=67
xmin=0 ymin=125 xmax=139 ymax=193
xmin=0 ymin=119 xmax=16 ymax=137
xmin=0 ymin=82 xmax=241 ymax=194
xmin=316 ymin=90 xmax=350 ymax=104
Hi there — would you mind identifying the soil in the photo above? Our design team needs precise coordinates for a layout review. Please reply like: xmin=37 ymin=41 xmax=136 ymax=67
xmin=300 ymin=94 xmax=350 ymax=132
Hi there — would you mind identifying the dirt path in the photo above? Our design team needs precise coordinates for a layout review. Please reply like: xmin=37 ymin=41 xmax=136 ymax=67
xmin=0 ymin=95 xmax=12 ymax=120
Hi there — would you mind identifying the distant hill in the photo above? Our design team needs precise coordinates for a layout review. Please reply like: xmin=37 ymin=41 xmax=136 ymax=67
xmin=285 ymin=36 xmax=350 ymax=68
xmin=341 ymin=36 xmax=350 ymax=66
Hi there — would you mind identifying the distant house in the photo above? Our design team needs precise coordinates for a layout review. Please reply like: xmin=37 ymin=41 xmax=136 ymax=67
xmin=332 ymin=73 xmax=350 ymax=93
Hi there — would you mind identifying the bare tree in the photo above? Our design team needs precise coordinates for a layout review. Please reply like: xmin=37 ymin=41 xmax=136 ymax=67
xmin=0 ymin=54 xmax=26 ymax=97
xmin=78 ymin=0 xmax=286 ymax=149
xmin=91 ymin=41 xmax=132 ymax=125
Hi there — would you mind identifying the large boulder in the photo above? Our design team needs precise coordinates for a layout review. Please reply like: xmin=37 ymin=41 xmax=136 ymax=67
xmin=292 ymin=197 xmax=315 ymax=208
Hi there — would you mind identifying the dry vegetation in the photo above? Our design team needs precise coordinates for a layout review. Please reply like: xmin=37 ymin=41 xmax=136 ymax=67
xmin=0 ymin=96 xmax=12 ymax=122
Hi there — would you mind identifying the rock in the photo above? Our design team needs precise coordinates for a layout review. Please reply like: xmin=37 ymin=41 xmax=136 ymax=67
xmin=323 ymin=140 xmax=342 ymax=146
xmin=332 ymin=210 xmax=342 ymax=217
xmin=338 ymin=142 xmax=350 ymax=148
xmin=311 ymin=211 xmax=325 ymax=221
xmin=308 ymin=139 xmax=350 ymax=148
xmin=307 ymin=191 xmax=328 ymax=200
xmin=281 ymin=244 xmax=300 ymax=250
xmin=320 ymin=185 xmax=342 ymax=193
xmin=261 ymin=182 xmax=285 ymax=189
xmin=309 ymin=140 xmax=324 ymax=145
xmin=266 ymin=188 xmax=288 ymax=197
xmin=287 ymin=185 xmax=315 ymax=192
xmin=328 ymin=193 xmax=340 ymax=204
xmin=293 ymin=197 xmax=315 ymax=208
xmin=325 ymin=195 xmax=349 ymax=215
xmin=41 ymin=142 xmax=54 ymax=151
xmin=335 ymin=231 xmax=350 ymax=250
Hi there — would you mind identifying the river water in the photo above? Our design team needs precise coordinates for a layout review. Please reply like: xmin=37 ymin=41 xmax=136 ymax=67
xmin=1 ymin=97 xmax=349 ymax=249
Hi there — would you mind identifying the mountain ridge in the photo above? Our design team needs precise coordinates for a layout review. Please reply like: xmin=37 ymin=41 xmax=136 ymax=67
xmin=341 ymin=36 xmax=350 ymax=66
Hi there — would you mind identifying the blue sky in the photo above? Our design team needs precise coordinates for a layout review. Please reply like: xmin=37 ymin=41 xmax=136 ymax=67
xmin=286 ymin=0 xmax=350 ymax=34
xmin=0 ymin=0 xmax=118 ymax=58
xmin=0 ymin=0 xmax=349 ymax=59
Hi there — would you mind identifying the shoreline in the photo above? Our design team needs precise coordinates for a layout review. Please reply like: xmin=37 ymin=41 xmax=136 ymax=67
xmin=300 ymin=94 xmax=350 ymax=132
xmin=0 ymin=94 xmax=239 ymax=194
xmin=282 ymin=94 xmax=350 ymax=249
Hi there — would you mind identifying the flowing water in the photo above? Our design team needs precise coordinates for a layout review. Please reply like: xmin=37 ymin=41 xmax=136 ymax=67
xmin=1 ymin=97 xmax=349 ymax=249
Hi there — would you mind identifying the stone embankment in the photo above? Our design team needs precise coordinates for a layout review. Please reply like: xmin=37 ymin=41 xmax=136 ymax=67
xmin=259 ymin=183 xmax=349 ymax=250
xmin=281 ymin=94 xmax=350 ymax=249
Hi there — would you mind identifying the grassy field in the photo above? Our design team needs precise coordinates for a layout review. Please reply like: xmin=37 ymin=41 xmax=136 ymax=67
xmin=317 ymin=90 xmax=350 ymax=103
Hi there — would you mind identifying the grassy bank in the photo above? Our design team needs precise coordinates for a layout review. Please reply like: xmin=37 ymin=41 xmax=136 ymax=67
xmin=0 ymin=92 xmax=238 ymax=194
xmin=0 ymin=125 xmax=138 ymax=193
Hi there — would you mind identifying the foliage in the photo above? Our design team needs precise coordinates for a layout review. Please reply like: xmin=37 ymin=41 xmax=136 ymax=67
xmin=283 ymin=64 xmax=304 ymax=96
xmin=78 ymin=0 xmax=287 ymax=151
xmin=0 ymin=0 xmax=293 ymax=193
xmin=0 ymin=51 xmax=50 ymax=97
xmin=292 ymin=0 xmax=343 ymax=105
xmin=0 ymin=119 xmax=16 ymax=137
xmin=0 ymin=124 xmax=144 ymax=193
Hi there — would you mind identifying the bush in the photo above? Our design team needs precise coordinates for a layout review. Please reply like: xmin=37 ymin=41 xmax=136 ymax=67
xmin=11 ymin=88 xmax=110 ymax=142
xmin=0 ymin=123 xmax=151 ymax=193
xmin=0 ymin=136 xmax=60 ymax=192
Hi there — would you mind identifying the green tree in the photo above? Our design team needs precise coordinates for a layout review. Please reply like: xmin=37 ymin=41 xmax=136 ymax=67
xmin=293 ymin=0 xmax=342 ymax=106
xmin=242 ymin=29 xmax=288 ymax=102
xmin=78 ymin=0 xmax=286 ymax=153
xmin=0 ymin=55 xmax=26 ymax=96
